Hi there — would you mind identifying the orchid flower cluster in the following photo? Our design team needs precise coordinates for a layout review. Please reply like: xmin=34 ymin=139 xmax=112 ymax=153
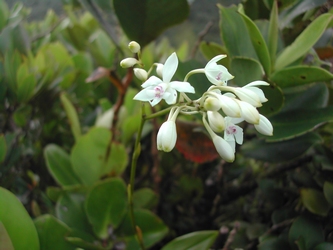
xmin=120 ymin=41 xmax=273 ymax=162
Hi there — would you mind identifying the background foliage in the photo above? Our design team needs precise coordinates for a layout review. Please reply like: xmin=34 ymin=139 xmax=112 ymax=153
xmin=1 ymin=0 xmax=333 ymax=249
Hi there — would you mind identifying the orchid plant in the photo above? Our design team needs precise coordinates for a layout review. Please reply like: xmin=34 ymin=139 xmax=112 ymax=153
xmin=121 ymin=41 xmax=273 ymax=163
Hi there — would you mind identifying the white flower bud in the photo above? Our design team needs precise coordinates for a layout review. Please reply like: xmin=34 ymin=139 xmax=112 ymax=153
xmin=133 ymin=68 xmax=148 ymax=81
xmin=120 ymin=58 xmax=139 ymax=68
xmin=204 ymin=97 xmax=222 ymax=111
xmin=157 ymin=121 xmax=177 ymax=152
xmin=156 ymin=63 xmax=163 ymax=78
xmin=238 ymin=100 xmax=260 ymax=124
xmin=218 ymin=94 xmax=241 ymax=117
xmin=233 ymin=87 xmax=262 ymax=107
xmin=207 ymin=111 xmax=225 ymax=133
xmin=128 ymin=41 xmax=140 ymax=53
xmin=254 ymin=114 xmax=273 ymax=136
xmin=212 ymin=134 xmax=235 ymax=162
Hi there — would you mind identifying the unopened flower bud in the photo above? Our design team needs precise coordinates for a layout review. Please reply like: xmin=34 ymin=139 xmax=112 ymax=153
xmin=120 ymin=58 xmax=139 ymax=68
xmin=204 ymin=97 xmax=222 ymax=111
xmin=207 ymin=111 xmax=225 ymax=133
xmin=212 ymin=134 xmax=235 ymax=162
xmin=134 ymin=68 xmax=148 ymax=81
xmin=128 ymin=41 xmax=140 ymax=53
xmin=254 ymin=114 xmax=273 ymax=136
xmin=156 ymin=63 xmax=163 ymax=78
xmin=157 ymin=121 xmax=177 ymax=152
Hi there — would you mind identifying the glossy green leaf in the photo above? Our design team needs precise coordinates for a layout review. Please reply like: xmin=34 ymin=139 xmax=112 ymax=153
xmin=275 ymin=13 xmax=333 ymax=70
xmin=323 ymin=181 xmax=333 ymax=206
xmin=113 ymin=0 xmax=189 ymax=47
xmin=239 ymin=12 xmax=271 ymax=75
xmin=34 ymin=214 xmax=74 ymax=250
xmin=65 ymin=237 xmax=107 ymax=250
xmin=242 ymin=132 xmax=322 ymax=162
xmin=133 ymin=188 xmax=158 ymax=209
xmin=0 ymin=187 xmax=39 ymax=250
xmin=289 ymin=216 xmax=324 ymax=250
xmin=199 ymin=42 xmax=229 ymax=67
xmin=161 ymin=231 xmax=219 ymax=250
xmin=314 ymin=242 xmax=333 ymax=250
xmin=268 ymin=106 xmax=333 ymax=141
xmin=258 ymin=84 xmax=284 ymax=116
xmin=44 ymin=144 xmax=81 ymax=187
xmin=56 ymin=190 xmax=92 ymax=234
xmin=0 ymin=134 xmax=6 ymax=163
xmin=85 ymin=178 xmax=127 ymax=239
xmin=271 ymin=66 xmax=333 ymax=88
xmin=116 ymin=209 xmax=168 ymax=249
xmin=4 ymin=50 xmax=21 ymax=92
xmin=300 ymin=188 xmax=330 ymax=216
xmin=218 ymin=4 xmax=257 ymax=59
xmin=0 ymin=221 xmax=15 ymax=250
xmin=281 ymin=83 xmax=328 ymax=112
xmin=268 ymin=0 xmax=278 ymax=65
xmin=230 ymin=57 xmax=263 ymax=86
xmin=11 ymin=23 xmax=30 ymax=55
xmin=60 ymin=93 xmax=81 ymax=142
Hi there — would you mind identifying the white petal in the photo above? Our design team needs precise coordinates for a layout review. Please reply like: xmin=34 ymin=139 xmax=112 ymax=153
xmin=244 ymin=80 xmax=269 ymax=88
xmin=234 ymin=125 xmax=243 ymax=144
xmin=142 ymin=76 xmax=162 ymax=88
xmin=133 ymin=88 xmax=155 ymax=102
xmin=212 ymin=134 xmax=235 ymax=162
xmin=206 ymin=55 xmax=227 ymax=67
xmin=169 ymin=81 xmax=195 ymax=93
xmin=163 ymin=52 xmax=178 ymax=83
xmin=150 ymin=96 xmax=163 ymax=106
xmin=238 ymin=101 xmax=260 ymax=124
xmin=164 ymin=88 xmax=177 ymax=105
xmin=207 ymin=111 xmax=225 ymax=133
xmin=157 ymin=121 xmax=177 ymax=152
xmin=245 ymin=86 xmax=268 ymax=103
xmin=254 ymin=114 xmax=273 ymax=136
xmin=233 ymin=88 xmax=262 ymax=107
xmin=218 ymin=95 xmax=241 ymax=117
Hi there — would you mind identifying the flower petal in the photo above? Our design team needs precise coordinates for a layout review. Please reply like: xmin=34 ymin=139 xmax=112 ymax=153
xmin=212 ymin=134 xmax=235 ymax=162
xmin=244 ymin=80 xmax=269 ymax=88
xmin=133 ymin=88 xmax=156 ymax=102
xmin=142 ymin=76 xmax=162 ymax=88
xmin=169 ymin=81 xmax=195 ymax=93
xmin=254 ymin=114 xmax=273 ymax=136
xmin=164 ymin=88 xmax=178 ymax=105
xmin=163 ymin=52 xmax=178 ymax=83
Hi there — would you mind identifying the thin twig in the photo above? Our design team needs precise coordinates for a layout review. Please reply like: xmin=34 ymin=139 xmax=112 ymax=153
xmin=190 ymin=21 xmax=214 ymax=59
xmin=222 ymin=222 xmax=240 ymax=250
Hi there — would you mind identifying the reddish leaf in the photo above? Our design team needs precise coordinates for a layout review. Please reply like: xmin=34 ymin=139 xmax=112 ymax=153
xmin=315 ymin=46 xmax=333 ymax=60
xmin=175 ymin=120 xmax=219 ymax=163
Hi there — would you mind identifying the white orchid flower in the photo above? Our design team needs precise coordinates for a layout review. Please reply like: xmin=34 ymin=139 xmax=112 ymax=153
xmin=157 ymin=120 xmax=177 ymax=152
xmin=207 ymin=111 xmax=225 ymax=133
xmin=224 ymin=117 xmax=244 ymax=152
xmin=254 ymin=114 xmax=273 ymax=136
xmin=205 ymin=55 xmax=234 ymax=86
xmin=133 ymin=52 xmax=195 ymax=106
xmin=212 ymin=133 xmax=235 ymax=162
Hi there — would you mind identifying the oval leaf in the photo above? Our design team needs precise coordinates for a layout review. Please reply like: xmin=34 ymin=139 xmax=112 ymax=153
xmin=271 ymin=66 xmax=333 ymax=88
xmin=44 ymin=144 xmax=81 ymax=187
xmin=300 ymin=188 xmax=330 ymax=216
xmin=275 ymin=13 xmax=333 ymax=70
xmin=85 ymin=178 xmax=128 ymax=239
xmin=161 ymin=231 xmax=219 ymax=250
xmin=230 ymin=57 xmax=264 ymax=86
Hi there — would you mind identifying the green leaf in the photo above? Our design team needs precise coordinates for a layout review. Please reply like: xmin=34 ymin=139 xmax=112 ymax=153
xmin=70 ymin=127 xmax=128 ymax=185
xmin=56 ymin=190 xmax=92 ymax=234
xmin=65 ymin=237 xmax=107 ymax=250
xmin=34 ymin=214 xmax=75 ymax=250
xmin=113 ymin=0 xmax=189 ymax=47
xmin=16 ymin=71 xmax=36 ymax=103
xmin=4 ymin=50 xmax=21 ymax=93
xmin=271 ymin=66 xmax=333 ymax=88
xmin=44 ymin=144 xmax=81 ymax=187
xmin=275 ymin=13 xmax=333 ymax=70
xmin=11 ymin=23 xmax=30 ymax=55
xmin=268 ymin=0 xmax=278 ymax=65
xmin=0 ymin=221 xmax=15 ymax=250
xmin=300 ymin=188 xmax=330 ymax=216
xmin=161 ymin=231 xmax=219 ymax=250
xmin=60 ymin=93 xmax=81 ymax=142
xmin=0 ymin=134 xmax=6 ymax=163
xmin=199 ymin=42 xmax=229 ymax=67
xmin=133 ymin=188 xmax=158 ymax=209
xmin=289 ymin=216 xmax=324 ymax=250
xmin=230 ymin=57 xmax=263 ymax=86
xmin=0 ymin=187 xmax=39 ymax=250
xmin=268 ymin=107 xmax=333 ymax=141
xmin=116 ymin=209 xmax=168 ymax=249
xmin=218 ymin=4 xmax=257 ymax=59
xmin=85 ymin=178 xmax=127 ymax=239
xmin=323 ymin=181 xmax=333 ymax=206
xmin=258 ymin=236 xmax=290 ymax=250
xmin=239 ymin=11 xmax=271 ymax=75
xmin=242 ymin=132 xmax=322 ymax=162
xmin=314 ymin=242 xmax=333 ymax=250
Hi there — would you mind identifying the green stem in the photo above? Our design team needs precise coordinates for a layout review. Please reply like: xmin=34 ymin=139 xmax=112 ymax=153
xmin=128 ymin=103 xmax=147 ymax=250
